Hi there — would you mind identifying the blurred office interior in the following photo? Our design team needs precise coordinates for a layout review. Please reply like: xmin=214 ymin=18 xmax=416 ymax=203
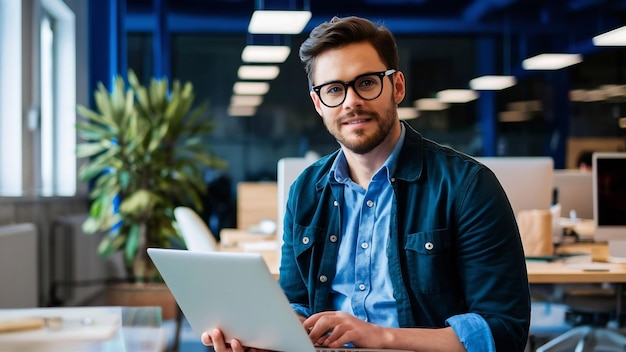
xmin=2 ymin=1 xmax=626 ymax=350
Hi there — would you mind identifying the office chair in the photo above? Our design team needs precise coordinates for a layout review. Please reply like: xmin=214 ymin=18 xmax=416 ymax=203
xmin=169 ymin=207 xmax=219 ymax=351
xmin=174 ymin=206 xmax=219 ymax=252
xmin=535 ymin=285 xmax=626 ymax=352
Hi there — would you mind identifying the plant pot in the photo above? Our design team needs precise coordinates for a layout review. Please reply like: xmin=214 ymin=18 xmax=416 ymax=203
xmin=105 ymin=282 xmax=178 ymax=321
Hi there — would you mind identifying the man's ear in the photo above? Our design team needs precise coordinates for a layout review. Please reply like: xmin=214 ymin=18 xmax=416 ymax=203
xmin=393 ymin=71 xmax=406 ymax=105
xmin=310 ymin=90 xmax=324 ymax=116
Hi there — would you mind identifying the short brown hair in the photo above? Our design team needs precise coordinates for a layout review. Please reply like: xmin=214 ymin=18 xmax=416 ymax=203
xmin=299 ymin=16 xmax=399 ymax=87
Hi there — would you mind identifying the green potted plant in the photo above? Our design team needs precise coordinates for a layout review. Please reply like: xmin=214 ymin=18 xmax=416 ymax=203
xmin=75 ymin=70 xmax=226 ymax=284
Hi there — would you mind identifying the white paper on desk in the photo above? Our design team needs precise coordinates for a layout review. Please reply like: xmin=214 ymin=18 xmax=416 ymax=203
xmin=241 ymin=240 xmax=279 ymax=251
xmin=564 ymin=262 xmax=619 ymax=271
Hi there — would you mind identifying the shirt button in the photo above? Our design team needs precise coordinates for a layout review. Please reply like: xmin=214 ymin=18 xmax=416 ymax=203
xmin=330 ymin=235 xmax=338 ymax=243
xmin=361 ymin=242 xmax=369 ymax=249
xmin=333 ymin=200 xmax=338 ymax=206
xmin=425 ymin=242 xmax=434 ymax=250
xmin=302 ymin=237 xmax=310 ymax=244
xmin=358 ymin=284 xmax=366 ymax=291
xmin=319 ymin=275 xmax=328 ymax=283
xmin=390 ymin=177 xmax=396 ymax=182
xmin=366 ymin=200 xmax=374 ymax=208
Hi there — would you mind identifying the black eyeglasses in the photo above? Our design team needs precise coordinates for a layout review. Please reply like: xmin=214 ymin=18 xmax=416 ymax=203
xmin=312 ymin=69 xmax=396 ymax=108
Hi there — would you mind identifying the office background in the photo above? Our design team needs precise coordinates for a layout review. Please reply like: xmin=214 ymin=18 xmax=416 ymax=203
xmin=1 ymin=0 xmax=626 ymax=310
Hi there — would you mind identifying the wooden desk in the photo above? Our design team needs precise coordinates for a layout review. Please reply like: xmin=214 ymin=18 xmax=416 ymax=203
xmin=219 ymin=228 xmax=275 ymax=249
xmin=526 ymin=261 xmax=626 ymax=284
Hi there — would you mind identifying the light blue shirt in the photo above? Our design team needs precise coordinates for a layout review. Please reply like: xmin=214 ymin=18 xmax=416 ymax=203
xmin=290 ymin=124 xmax=496 ymax=351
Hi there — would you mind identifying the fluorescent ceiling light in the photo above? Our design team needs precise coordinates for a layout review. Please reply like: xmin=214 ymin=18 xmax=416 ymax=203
xmin=238 ymin=65 xmax=280 ymax=80
xmin=230 ymin=95 xmax=263 ymax=107
xmin=233 ymin=82 xmax=270 ymax=95
xmin=436 ymin=89 xmax=479 ymax=103
xmin=522 ymin=53 xmax=582 ymax=70
xmin=593 ymin=26 xmax=626 ymax=46
xmin=248 ymin=10 xmax=312 ymax=34
xmin=228 ymin=106 xmax=257 ymax=117
xmin=397 ymin=107 xmax=419 ymax=120
xmin=241 ymin=45 xmax=291 ymax=63
xmin=469 ymin=75 xmax=516 ymax=90
xmin=414 ymin=98 xmax=449 ymax=111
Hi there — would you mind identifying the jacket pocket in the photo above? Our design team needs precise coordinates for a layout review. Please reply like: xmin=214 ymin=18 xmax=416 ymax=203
xmin=292 ymin=224 xmax=326 ymax=257
xmin=404 ymin=228 xmax=452 ymax=294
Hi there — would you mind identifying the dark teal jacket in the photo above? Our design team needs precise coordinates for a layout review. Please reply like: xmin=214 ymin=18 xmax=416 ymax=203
xmin=278 ymin=123 xmax=531 ymax=351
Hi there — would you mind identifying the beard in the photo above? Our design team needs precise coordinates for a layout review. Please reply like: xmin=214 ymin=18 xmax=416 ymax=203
xmin=323 ymin=97 xmax=397 ymax=155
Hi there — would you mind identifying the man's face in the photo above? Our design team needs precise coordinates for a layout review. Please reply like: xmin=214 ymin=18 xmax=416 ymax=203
xmin=309 ymin=42 xmax=405 ymax=155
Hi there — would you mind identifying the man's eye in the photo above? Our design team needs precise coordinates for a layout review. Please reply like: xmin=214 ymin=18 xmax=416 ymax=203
xmin=358 ymin=78 xmax=377 ymax=88
xmin=325 ymin=85 xmax=344 ymax=95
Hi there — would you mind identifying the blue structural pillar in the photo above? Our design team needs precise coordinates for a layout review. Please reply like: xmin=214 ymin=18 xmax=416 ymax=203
xmin=542 ymin=71 xmax=569 ymax=169
xmin=153 ymin=0 xmax=170 ymax=80
xmin=88 ymin=0 xmax=127 ymax=101
xmin=476 ymin=38 xmax=497 ymax=156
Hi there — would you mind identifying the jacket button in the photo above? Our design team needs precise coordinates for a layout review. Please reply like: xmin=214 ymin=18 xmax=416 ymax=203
xmin=333 ymin=200 xmax=338 ymax=206
xmin=358 ymin=284 xmax=366 ymax=291
xmin=330 ymin=235 xmax=338 ymax=243
xmin=302 ymin=237 xmax=310 ymax=244
xmin=319 ymin=275 xmax=327 ymax=283
xmin=366 ymin=200 xmax=374 ymax=208
xmin=425 ymin=242 xmax=434 ymax=250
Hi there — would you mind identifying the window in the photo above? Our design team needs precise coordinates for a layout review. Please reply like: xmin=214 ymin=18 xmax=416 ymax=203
xmin=0 ymin=0 xmax=23 ymax=196
xmin=39 ymin=0 xmax=76 ymax=196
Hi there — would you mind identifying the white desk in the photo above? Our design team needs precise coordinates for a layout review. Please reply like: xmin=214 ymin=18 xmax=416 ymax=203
xmin=0 ymin=306 xmax=164 ymax=352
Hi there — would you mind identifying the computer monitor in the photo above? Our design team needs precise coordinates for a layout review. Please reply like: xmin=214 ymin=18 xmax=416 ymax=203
xmin=276 ymin=156 xmax=319 ymax=263
xmin=553 ymin=170 xmax=593 ymax=220
xmin=592 ymin=152 xmax=626 ymax=263
xmin=476 ymin=157 xmax=554 ymax=216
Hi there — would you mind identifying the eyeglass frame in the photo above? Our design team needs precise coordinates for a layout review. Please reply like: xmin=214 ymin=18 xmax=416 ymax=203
xmin=311 ymin=69 xmax=397 ymax=108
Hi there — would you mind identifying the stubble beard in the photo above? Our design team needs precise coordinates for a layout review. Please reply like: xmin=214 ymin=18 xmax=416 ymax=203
xmin=325 ymin=99 xmax=397 ymax=155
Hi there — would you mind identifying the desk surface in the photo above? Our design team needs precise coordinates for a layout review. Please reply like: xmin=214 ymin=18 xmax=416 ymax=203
xmin=0 ymin=306 xmax=163 ymax=352
xmin=222 ymin=235 xmax=626 ymax=285
xmin=526 ymin=260 xmax=626 ymax=283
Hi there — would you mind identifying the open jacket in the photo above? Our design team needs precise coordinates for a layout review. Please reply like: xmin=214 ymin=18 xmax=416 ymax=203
xmin=278 ymin=122 xmax=531 ymax=351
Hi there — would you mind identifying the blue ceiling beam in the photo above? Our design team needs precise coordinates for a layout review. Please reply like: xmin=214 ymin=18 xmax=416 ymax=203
xmin=463 ymin=0 xmax=518 ymax=22
xmin=125 ymin=12 xmax=572 ymax=35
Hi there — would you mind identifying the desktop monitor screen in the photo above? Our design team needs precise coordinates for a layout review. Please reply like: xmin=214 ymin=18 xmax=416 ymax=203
xmin=592 ymin=152 xmax=626 ymax=243
xmin=552 ymin=170 xmax=593 ymax=220
xmin=476 ymin=157 xmax=554 ymax=216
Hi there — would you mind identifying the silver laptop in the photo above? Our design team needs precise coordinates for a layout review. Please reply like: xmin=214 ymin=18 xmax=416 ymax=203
xmin=147 ymin=248 xmax=411 ymax=352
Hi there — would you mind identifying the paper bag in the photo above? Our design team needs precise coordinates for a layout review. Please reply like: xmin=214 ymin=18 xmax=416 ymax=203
xmin=516 ymin=209 xmax=554 ymax=257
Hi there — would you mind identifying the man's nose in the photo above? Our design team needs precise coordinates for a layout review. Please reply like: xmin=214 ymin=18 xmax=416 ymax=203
xmin=342 ymin=86 xmax=363 ymax=107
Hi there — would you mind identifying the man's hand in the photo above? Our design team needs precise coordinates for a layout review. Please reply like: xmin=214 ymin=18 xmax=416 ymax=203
xmin=303 ymin=311 xmax=390 ymax=349
xmin=201 ymin=328 xmax=275 ymax=352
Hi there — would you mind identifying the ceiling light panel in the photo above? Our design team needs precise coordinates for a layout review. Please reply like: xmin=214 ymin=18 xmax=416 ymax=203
xmin=469 ymin=75 xmax=516 ymax=90
xmin=228 ymin=106 xmax=257 ymax=117
xmin=241 ymin=45 xmax=291 ymax=63
xmin=436 ymin=89 xmax=479 ymax=103
xmin=414 ymin=98 xmax=449 ymax=111
xmin=522 ymin=53 xmax=582 ymax=70
xmin=230 ymin=95 xmax=264 ymax=107
xmin=593 ymin=26 xmax=626 ymax=46
xmin=248 ymin=10 xmax=312 ymax=34
xmin=238 ymin=65 xmax=280 ymax=80
xmin=397 ymin=107 xmax=419 ymax=120
xmin=233 ymin=82 xmax=270 ymax=95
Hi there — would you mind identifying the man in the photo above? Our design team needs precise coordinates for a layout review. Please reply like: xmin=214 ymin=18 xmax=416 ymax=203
xmin=203 ymin=16 xmax=530 ymax=352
